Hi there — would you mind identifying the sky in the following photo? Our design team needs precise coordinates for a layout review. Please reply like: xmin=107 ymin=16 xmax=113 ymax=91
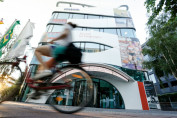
xmin=0 ymin=0 xmax=148 ymax=46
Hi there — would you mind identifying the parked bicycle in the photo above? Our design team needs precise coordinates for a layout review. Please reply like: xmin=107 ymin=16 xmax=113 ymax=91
xmin=0 ymin=54 xmax=93 ymax=114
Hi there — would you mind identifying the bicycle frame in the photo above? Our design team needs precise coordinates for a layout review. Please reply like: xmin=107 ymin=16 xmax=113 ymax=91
xmin=26 ymin=77 xmax=70 ymax=90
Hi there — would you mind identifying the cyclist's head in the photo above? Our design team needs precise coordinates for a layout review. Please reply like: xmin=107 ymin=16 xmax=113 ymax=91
xmin=67 ymin=22 xmax=77 ymax=28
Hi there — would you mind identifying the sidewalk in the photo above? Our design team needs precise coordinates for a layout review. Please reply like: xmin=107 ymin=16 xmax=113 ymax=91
xmin=1 ymin=101 xmax=177 ymax=118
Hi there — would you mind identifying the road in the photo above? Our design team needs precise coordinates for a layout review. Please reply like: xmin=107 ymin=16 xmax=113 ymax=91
xmin=0 ymin=101 xmax=176 ymax=118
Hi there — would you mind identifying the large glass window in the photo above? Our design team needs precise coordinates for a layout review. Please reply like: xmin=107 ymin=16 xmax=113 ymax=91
xmin=121 ymin=29 xmax=134 ymax=38
xmin=52 ymin=13 xmax=58 ymax=19
xmin=93 ymin=79 xmax=125 ymax=109
xmin=85 ymin=43 xmax=99 ymax=52
xmin=82 ymin=28 xmax=87 ymax=31
xmin=100 ymin=45 xmax=105 ymax=51
xmin=87 ymin=15 xmax=100 ymax=19
xmin=127 ymin=19 xmax=134 ymax=27
xmin=52 ymin=25 xmax=63 ymax=32
xmin=80 ymin=42 xmax=85 ymax=51
xmin=104 ymin=29 xmax=117 ymax=35
xmin=116 ymin=29 xmax=121 ymax=36
xmin=72 ymin=14 xmax=85 ymax=19
xmin=46 ymin=78 xmax=125 ymax=109
xmin=57 ymin=13 xmax=70 ymax=19
xmin=46 ymin=25 xmax=50 ymax=32
xmin=115 ymin=18 xmax=127 ymax=27
xmin=99 ymin=29 xmax=104 ymax=32
xmin=48 ymin=25 xmax=136 ymax=38
xmin=47 ymin=25 xmax=54 ymax=32
xmin=132 ymin=30 xmax=136 ymax=38
xmin=54 ymin=13 xmax=59 ymax=19
xmin=73 ymin=42 xmax=112 ymax=53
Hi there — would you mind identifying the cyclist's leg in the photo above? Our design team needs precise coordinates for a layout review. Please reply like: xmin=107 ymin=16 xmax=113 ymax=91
xmin=35 ymin=45 xmax=51 ymax=70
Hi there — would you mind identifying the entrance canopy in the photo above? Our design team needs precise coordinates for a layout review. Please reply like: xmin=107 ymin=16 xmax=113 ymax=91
xmin=80 ymin=63 xmax=135 ymax=82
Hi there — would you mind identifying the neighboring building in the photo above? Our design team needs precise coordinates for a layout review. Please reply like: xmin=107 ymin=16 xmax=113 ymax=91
xmin=20 ymin=0 xmax=159 ymax=110
xmin=142 ymin=41 xmax=177 ymax=110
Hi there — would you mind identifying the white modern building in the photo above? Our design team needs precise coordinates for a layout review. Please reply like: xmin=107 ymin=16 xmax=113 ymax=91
xmin=21 ymin=1 xmax=154 ymax=110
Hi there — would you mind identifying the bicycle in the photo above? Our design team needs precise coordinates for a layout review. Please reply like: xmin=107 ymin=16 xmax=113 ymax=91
xmin=0 ymin=55 xmax=93 ymax=114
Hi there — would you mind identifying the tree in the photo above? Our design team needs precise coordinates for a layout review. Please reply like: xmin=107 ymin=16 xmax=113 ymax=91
xmin=145 ymin=0 xmax=177 ymax=24
xmin=142 ymin=14 xmax=177 ymax=79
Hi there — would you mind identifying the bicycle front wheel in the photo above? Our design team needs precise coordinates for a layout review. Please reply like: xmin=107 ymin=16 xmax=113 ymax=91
xmin=47 ymin=66 xmax=93 ymax=114
xmin=0 ymin=62 xmax=23 ymax=102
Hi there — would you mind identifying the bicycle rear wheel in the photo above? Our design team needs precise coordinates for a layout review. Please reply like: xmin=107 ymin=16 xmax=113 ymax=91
xmin=47 ymin=66 xmax=93 ymax=114
xmin=0 ymin=62 xmax=23 ymax=102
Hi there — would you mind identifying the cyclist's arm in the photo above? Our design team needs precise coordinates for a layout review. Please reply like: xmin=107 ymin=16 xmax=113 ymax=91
xmin=50 ymin=29 xmax=69 ymax=43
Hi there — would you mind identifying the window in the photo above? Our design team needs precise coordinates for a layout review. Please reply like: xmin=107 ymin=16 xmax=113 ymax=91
xmin=80 ymin=42 xmax=85 ymax=51
xmin=162 ymin=83 xmax=169 ymax=88
xmin=115 ymin=18 xmax=126 ymax=27
xmin=87 ymin=15 xmax=100 ymax=19
xmin=52 ymin=13 xmax=57 ymax=19
xmin=100 ymin=45 xmax=105 ymax=51
xmin=53 ymin=13 xmax=59 ymax=19
xmin=84 ymin=15 xmax=88 ymax=19
xmin=57 ymin=13 xmax=69 ymax=19
xmin=72 ymin=14 xmax=85 ymax=19
xmin=116 ymin=29 xmax=121 ymax=36
xmin=85 ymin=43 xmax=99 ymax=52
xmin=105 ymin=46 xmax=112 ymax=50
xmin=73 ymin=42 xmax=113 ymax=53
xmin=171 ymin=81 xmax=177 ymax=86
xmin=46 ymin=25 xmax=50 ymax=32
xmin=47 ymin=25 xmax=54 ymax=32
xmin=82 ymin=28 xmax=87 ymax=31
xmin=149 ymin=74 xmax=157 ymax=83
xmin=121 ymin=29 xmax=134 ymax=38
xmin=127 ymin=19 xmax=134 ymax=27
xmin=99 ymin=29 xmax=104 ymax=32
xmin=104 ymin=29 xmax=117 ymax=35
xmin=73 ymin=43 xmax=80 ymax=48
xmin=132 ymin=30 xmax=136 ymax=38
xmin=52 ymin=25 xmax=63 ymax=32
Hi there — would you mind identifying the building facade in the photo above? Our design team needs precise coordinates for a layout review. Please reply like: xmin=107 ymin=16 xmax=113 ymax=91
xmin=21 ymin=0 xmax=158 ymax=110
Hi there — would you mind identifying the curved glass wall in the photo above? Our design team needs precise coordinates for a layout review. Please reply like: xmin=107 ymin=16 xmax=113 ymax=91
xmin=73 ymin=42 xmax=113 ymax=53
xmin=46 ymin=25 xmax=136 ymax=38
xmin=46 ymin=78 xmax=125 ymax=109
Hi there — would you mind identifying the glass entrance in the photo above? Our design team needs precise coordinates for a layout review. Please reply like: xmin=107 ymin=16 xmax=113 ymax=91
xmin=88 ymin=79 xmax=125 ymax=109
xmin=46 ymin=78 xmax=125 ymax=109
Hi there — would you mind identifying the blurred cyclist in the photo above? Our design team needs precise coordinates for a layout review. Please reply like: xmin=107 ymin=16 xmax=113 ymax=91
xmin=33 ymin=22 xmax=77 ymax=80
xmin=28 ymin=22 xmax=77 ymax=99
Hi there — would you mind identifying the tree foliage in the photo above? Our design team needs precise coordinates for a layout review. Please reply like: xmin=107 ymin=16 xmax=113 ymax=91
xmin=142 ymin=14 xmax=177 ymax=79
xmin=145 ymin=0 xmax=177 ymax=24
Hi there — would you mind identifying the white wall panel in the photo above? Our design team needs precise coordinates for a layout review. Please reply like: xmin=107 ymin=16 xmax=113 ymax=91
xmin=82 ymin=48 xmax=122 ymax=67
